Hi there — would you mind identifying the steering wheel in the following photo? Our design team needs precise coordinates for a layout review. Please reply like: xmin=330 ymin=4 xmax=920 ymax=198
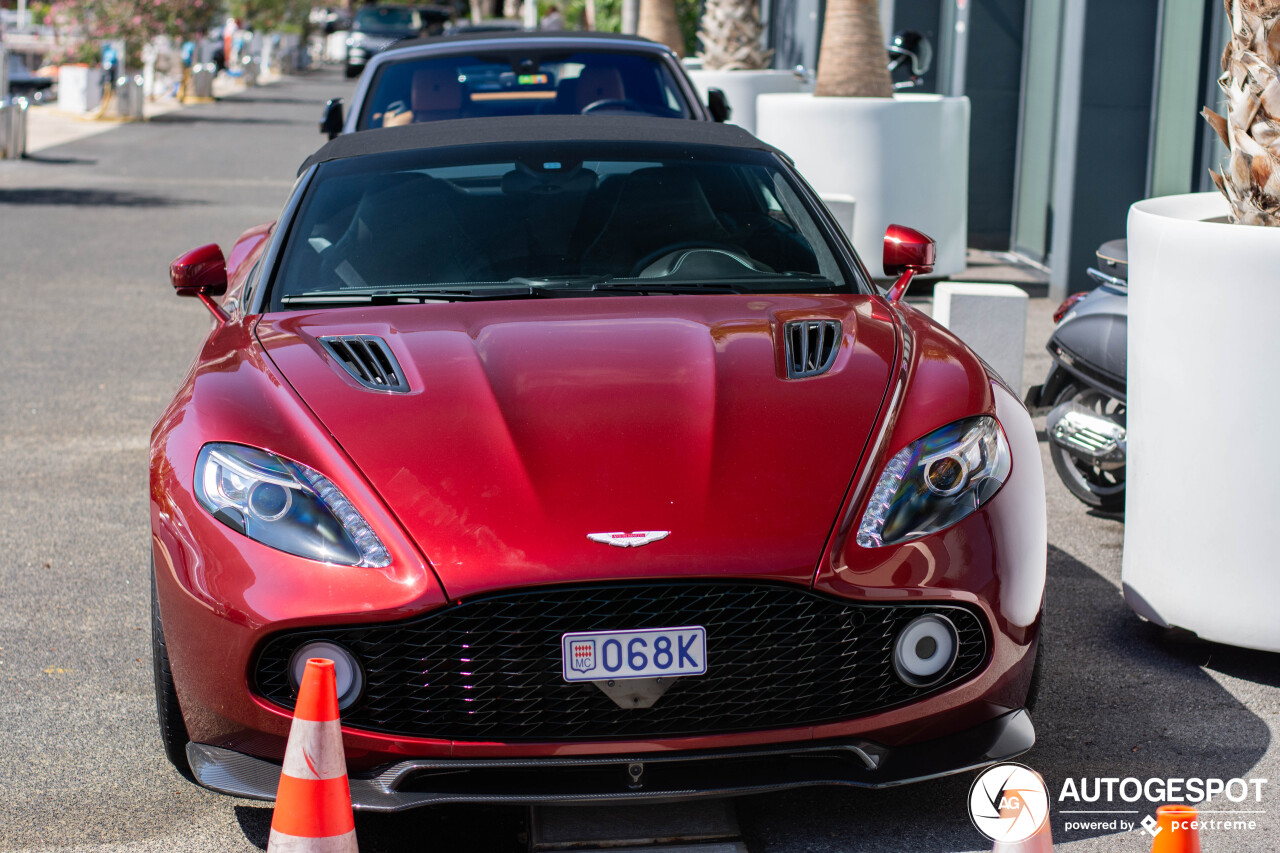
xmin=631 ymin=242 xmax=765 ymax=278
xmin=582 ymin=98 xmax=650 ymax=115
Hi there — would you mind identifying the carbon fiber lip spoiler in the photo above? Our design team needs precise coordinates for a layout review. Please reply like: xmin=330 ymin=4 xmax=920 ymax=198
xmin=186 ymin=709 xmax=1033 ymax=811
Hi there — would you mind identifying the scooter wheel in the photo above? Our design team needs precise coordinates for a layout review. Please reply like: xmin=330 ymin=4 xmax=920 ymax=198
xmin=1048 ymin=383 xmax=1126 ymax=513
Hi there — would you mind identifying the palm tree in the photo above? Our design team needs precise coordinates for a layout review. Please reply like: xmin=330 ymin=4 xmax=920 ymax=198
xmin=813 ymin=0 xmax=892 ymax=98
xmin=697 ymin=0 xmax=772 ymax=70
xmin=1203 ymin=0 xmax=1280 ymax=225
xmin=638 ymin=0 xmax=685 ymax=58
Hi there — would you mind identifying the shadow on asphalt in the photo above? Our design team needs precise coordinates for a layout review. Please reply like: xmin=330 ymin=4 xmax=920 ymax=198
xmin=224 ymin=94 xmax=323 ymax=106
xmin=735 ymin=544 xmax=1271 ymax=852
xmin=149 ymin=113 xmax=312 ymax=127
xmin=19 ymin=153 xmax=98 ymax=166
xmin=1154 ymin=627 xmax=1280 ymax=690
xmin=236 ymin=803 xmax=528 ymax=852
xmin=0 ymin=187 xmax=200 ymax=207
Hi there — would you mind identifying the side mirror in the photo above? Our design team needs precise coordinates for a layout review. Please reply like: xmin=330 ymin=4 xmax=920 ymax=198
xmin=171 ymin=244 xmax=228 ymax=296
xmin=320 ymin=98 xmax=345 ymax=139
xmin=706 ymin=88 xmax=731 ymax=123
xmin=171 ymin=244 xmax=229 ymax=321
xmin=883 ymin=225 xmax=936 ymax=302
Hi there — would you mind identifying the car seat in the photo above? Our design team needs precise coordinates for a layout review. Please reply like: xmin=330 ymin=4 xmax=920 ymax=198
xmin=580 ymin=167 xmax=738 ymax=275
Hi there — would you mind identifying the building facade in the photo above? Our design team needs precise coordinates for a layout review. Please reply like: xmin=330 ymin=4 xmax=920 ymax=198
xmin=768 ymin=0 xmax=1229 ymax=299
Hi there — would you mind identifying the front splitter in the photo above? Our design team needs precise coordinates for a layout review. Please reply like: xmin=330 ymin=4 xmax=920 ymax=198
xmin=187 ymin=708 xmax=1034 ymax=811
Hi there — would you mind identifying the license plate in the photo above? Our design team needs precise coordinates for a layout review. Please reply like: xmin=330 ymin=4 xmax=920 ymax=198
xmin=561 ymin=626 xmax=707 ymax=682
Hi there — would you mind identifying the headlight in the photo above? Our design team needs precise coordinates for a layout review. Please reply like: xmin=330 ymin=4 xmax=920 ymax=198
xmin=856 ymin=416 xmax=1011 ymax=548
xmin=194 ymin=443 xmax=390 ymax=567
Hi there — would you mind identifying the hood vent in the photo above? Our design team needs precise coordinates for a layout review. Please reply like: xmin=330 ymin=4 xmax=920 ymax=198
xmin=319 ymin=335 xmax=410 ymax=392
xmin=784 ymin=320 xmax=842 ymax=379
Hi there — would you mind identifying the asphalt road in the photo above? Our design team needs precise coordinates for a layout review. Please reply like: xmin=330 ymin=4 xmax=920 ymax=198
xmin=0 ymin=69 xmax=1276 ymax=853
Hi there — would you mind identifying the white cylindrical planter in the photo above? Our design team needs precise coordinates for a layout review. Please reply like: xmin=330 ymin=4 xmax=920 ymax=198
xmin=756 ymin=93 xmax=969 ymax=278
xmin=685 ymin=69 xmax=808 ymax=136
xmin=1124 ymin=191 xmax=1280 ymax=652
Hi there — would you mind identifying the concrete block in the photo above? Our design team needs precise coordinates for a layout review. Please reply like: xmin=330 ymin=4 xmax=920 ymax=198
xmin=932 ymin=282 xmax=1028 ymax=390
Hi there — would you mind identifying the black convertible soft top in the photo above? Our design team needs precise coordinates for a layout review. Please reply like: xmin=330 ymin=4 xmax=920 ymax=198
xmin=298 ymin=116 xmax=784 ymax=175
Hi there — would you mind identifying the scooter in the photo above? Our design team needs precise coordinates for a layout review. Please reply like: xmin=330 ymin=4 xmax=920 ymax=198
xmin=1024 ymin=240 xmax=1128 ymax=512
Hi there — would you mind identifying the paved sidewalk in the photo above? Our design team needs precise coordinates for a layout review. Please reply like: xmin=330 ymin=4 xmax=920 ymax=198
xmin=23 ymin=71 xmax=259 ymax=156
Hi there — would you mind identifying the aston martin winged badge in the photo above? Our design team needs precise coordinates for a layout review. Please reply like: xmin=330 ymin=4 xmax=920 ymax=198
xmin=586 ymin=531 xmax=670 ymax=548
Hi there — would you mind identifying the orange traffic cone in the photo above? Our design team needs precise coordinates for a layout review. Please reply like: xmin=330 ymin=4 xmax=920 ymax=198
xmin=267 ymin=658 xmax=358 ymax=853
xmin=991 ymin=769 xmax=1053 ymax=853
xmin=992 ymin=819 xmax=1052 ymax=852
xmin=1150 ymin=805 xmax=1201 ymax=853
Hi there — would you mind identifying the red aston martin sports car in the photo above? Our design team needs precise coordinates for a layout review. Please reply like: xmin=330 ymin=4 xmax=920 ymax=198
xmin=151 ymin=116 xmax=1047 ymax=809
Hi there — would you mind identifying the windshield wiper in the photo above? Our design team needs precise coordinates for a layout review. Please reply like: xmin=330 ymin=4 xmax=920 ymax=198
xmin=280 ymin=286 xmax=541 ymax=306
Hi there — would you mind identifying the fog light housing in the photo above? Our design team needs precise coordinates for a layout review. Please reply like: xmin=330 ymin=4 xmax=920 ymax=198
xmin=289 ymin=642 xmax=364 ymax=710
xmin=893 ymin=614 xmax=958 ymax=687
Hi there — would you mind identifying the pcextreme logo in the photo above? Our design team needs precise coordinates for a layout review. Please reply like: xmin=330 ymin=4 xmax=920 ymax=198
xmin=968 ymin=763 xmax=1051 ymax=843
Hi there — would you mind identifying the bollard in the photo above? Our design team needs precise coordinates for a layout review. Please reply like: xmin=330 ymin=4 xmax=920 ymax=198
xmin=113 ymin=75 xmax=145 ymax=119
xmin=241 ymin=57 xmax=259 ymax=86
xmin=191 ymin=64 xmax=215 ymax=99
xmin=0 ymin=97 xmax=28 ymax=159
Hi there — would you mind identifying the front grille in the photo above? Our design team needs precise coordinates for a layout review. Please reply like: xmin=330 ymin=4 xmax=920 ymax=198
xmin=254 ymin=582 xmax=987 ymax=742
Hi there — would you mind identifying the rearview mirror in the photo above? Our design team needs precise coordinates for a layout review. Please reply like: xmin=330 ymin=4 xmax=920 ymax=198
xmin=320 ymin=98 xmax=344 ymax=139
xmin=170 ymin=244 xmax=227 ymax=296
xmin=706 ymin=88 xmax=731 ymax=123
xmin=883 ymin=225 xmax=936 ymax=302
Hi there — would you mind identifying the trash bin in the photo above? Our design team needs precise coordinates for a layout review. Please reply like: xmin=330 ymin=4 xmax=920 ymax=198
xmin=113 ymin=74 xmax=145 ymax=119
xmin=191 ymin=64 xmax=215 ymax=99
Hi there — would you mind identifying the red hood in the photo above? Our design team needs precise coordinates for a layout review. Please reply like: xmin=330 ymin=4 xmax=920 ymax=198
xmin=258 ymin=295 xmax=898 ymax=600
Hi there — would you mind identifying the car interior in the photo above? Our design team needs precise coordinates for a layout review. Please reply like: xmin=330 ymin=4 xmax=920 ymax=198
xmin=275 ymin=157 xmax=842 ymax=304
xmin=364 ymin=53 xmax=690 ymax=127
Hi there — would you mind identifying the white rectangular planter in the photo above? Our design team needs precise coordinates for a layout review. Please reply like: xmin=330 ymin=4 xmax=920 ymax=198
xmin=755 ymin=93 xmax=969 ymax=279
xmin=684 ymin=69 xmax=808 ymax=136
xmin=58 ymin=65 xmax=104 ymax=113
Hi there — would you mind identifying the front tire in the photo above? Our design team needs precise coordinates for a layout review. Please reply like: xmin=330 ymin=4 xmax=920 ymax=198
xmin=152 ymin=563 xmax=193 ymax=780
xmin=1048 ymin=383 xmax=1126 ymax=512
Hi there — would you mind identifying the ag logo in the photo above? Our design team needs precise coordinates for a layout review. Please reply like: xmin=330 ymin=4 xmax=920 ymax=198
xmin=968 ymin=763 xmax=1050 ymax=843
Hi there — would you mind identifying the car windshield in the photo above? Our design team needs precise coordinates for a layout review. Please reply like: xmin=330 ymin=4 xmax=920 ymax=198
xmin=354 ymin=6 xmax=421 ymax=33
xmin=270 ymin=143 xmax=852 ymax=310
xmin=359 ymin=52 xmax=691 ymax=127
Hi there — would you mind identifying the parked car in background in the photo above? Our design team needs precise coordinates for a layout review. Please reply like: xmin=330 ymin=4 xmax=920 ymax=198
xmin=7 ymin=54 xmax=54 ymax=103
xmin=322 ymin=31 xmax=729 ymax=137
xmin=153 ymin=116 xmax=1046 ymax=808
xmin=346 ymin=5 xmax=424 ymax=78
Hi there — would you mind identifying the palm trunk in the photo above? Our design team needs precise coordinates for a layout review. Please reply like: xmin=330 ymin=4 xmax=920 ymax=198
xmin=814 ymin=0 xmax=892 ymax=98
xmin=638 ymin=0 xmax=684 ymax=57
xmin=697 ymin=0 xmax=772 ymax=70
xmin=1203 ymin=0 xmax=1280 ymax=224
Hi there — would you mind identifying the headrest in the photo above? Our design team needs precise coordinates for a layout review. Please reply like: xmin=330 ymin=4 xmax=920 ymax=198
xmin=411 ymin=67 xmax=463 ymax=113
xmin=574 ymin=66 xmax=625 ymax=110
